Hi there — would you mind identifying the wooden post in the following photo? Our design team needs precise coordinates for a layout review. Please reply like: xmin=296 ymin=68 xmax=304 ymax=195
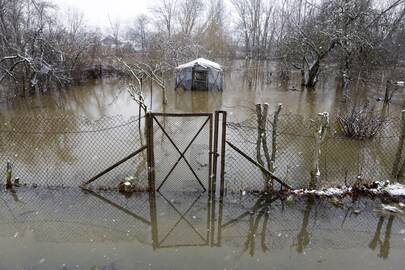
xmin=5 ymin=160 xmax=12 ymax=189
xmin=139 ymin=78 xmax=143 ymax=130
xmin=393 ymin=110 xmax=405 ymax=178
xmin=270 ymin=104 xmax=283 ymax=172
xmin=256 ymin=104 xmax=274 ymax=192
xmin=261 ymin=104 xmax=271 ymax=170
xmin=310 ymin=112 xmax=329 ymax=189
xmin=146 ymin=112 xmax=155 ymax=192
xmin=256 ymin=104 xmax=267 ymax=190
xmin=384 ymin=80 xmax=391 ymax=104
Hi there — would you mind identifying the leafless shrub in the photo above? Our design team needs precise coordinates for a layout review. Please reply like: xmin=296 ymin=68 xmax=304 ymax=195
xmin=338 ymin=101 xmax=385 ymax=140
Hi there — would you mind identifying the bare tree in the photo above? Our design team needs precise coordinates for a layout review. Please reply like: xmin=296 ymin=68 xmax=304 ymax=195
xmin=231 ymin=0 xmax=274 ymax=60
xmin=281 ymin=0 xmax=405 ymax=88
xmin=108 ymin=16 xmax=121 ymax=46
xmin=0 ymin=0 xmax=102 ymax=97
xmin=127 ymin=14 xmax=150 ymax=51
xmin=177 ymin=0 xmax=204 ymax=36
xmin=151 ymin=0 xmax=177 ymax=38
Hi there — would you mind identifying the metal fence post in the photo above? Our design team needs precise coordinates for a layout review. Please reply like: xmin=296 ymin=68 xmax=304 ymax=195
xmin=146 ymin=112 xmax=155 ymax=192
xmin=219 ymin=111 xmax=227 ymax=196
xmin=212 ymin=111 xmax=220 ymax=194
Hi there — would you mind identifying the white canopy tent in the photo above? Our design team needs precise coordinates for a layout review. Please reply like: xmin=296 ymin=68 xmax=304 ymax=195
xmin=175 ymin=58 xmax=224 ymax=91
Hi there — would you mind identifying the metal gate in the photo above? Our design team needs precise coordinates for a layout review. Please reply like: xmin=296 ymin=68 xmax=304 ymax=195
xmin=146 ymin=112 xmax=215 ymax=193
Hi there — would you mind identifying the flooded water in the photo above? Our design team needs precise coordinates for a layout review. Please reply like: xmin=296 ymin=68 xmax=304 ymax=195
xmin=0 ymin=188 xmax=404 ymax=270
xmin=1 ymin=61 xmax=402 ymax=121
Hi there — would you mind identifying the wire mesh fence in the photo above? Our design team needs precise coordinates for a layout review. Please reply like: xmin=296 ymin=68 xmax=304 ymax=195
xmin=0 ymin=114 xmax=148 ymax=189
xmin=151 ymin=114 xmax=212 ymax=193
xmin=1 ymin=109 xmax=404 ymax=193
xmin=225 ymin=110 xmax=404 ymax=192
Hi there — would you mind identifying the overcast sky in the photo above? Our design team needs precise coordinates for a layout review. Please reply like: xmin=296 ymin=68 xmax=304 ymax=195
xmin=53 ymin=0 xmax=150 ymax=28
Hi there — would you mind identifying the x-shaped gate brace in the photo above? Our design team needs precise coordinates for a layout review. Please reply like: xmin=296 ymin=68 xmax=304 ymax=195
xmin=150 ymin=113 xmax=212 ymax=192
xmin=156 ymin=193 xmax=209 ymax=248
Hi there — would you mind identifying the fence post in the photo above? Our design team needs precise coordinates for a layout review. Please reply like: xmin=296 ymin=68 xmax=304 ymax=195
xmin=219 ymin=111 xmax=227 ymax=196
xmin=310 ymin=112 xmax=329 ymax=189
xmin=212 ymin=112 xmax=219 ymax=194
xmin=256 ymin=104 xmax=273 ymax=192
xmin=270 ymin=104 xmax=283 ymax=173
xmin=146 ymin=112 xmax=155 ymax=192
xmin=384 ymin=80 xmax=391 ymax=104
xmin=5 ymin=160 xmax=12 ymax=189
xmin=392 ymin=110 xmax=405 ymax=178
xmin=256 ymin=104 xmax=266 ymax=189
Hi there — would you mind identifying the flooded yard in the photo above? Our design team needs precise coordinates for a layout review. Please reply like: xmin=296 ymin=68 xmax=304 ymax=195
xmin=1 ymin=62 xmax=405 ymax=269
xmin=1 ymin=62 xmax=404 ymax=190
xmin=1 ymin=0 xmax=405 ymax=268
xmin=1 ymin=62 xmax=402 ymax=120
xmin=0 ymin=188 xmax=404 ymax=270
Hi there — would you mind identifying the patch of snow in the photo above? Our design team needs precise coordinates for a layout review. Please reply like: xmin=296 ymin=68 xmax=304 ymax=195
xmin=381 ymin=204 xmax=404 ymax=214
xmin=291 ymin=181 xmax=405 ymax=199
xmin=395 ymin=81 xmax=405 ymax=86
xmin=176 ymin=58 xmax=222 ymax=70
xmin=293 ymin=186 xmax=351 ymax=197
xmin=383 ymin=183 xmax=405 ymax=196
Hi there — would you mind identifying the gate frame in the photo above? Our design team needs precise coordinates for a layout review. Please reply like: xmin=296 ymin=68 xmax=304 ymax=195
xmin=146 ymin=112 xmax=214 ymax=193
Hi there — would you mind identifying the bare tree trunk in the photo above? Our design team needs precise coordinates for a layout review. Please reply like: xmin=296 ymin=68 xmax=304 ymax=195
xmin=342 ymin=72 xmax=350 ymax=101
xmin=310 ymin=112 xmax=329 ymax=189
xmin=305 ymin=59 xmax=320 ymax=88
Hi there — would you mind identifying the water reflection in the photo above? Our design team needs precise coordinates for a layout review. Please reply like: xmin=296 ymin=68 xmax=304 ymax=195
xmin=295 ymin=198 xmax=314 ymax=254
xmin=369 ymin=215 xmax=395 ymax=259
xmin=0 ymin=188 xmax=404 ymax=269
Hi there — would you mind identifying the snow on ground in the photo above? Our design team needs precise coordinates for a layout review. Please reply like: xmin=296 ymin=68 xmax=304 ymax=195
xmin=292 ymin=181 xmax=405 ymax=198
xmin=292 ymin=186 xmax=351 ymax=197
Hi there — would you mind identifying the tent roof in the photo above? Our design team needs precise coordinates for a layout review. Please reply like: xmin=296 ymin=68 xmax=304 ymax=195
xmin=176 ymin=58 xmax=222 ymax=71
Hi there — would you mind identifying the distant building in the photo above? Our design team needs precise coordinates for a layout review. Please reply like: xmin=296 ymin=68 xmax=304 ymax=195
xmin=175 ymin=58 xmax=224 ymax=91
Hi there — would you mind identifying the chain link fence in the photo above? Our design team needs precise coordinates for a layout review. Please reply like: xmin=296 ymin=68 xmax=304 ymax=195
xmin=0 ymin=114 xmax=148 ymax=189
xmin=151 ymin=114 xmax=212 ymax=193
xmin=0 ymin=109 xmax=404 ymax=193
xmin=225 ymin=110 xmax=403 ymax=192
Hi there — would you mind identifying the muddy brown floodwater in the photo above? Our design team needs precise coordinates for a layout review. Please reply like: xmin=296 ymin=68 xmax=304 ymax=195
xmin=1 ymin=61 xmax=402 ymax=120
xmin=0 ymin=187 xmax=404 ymax=270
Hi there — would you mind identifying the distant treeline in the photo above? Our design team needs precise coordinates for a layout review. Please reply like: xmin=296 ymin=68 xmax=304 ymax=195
xmin=1 ymin=0 xmax=405 ymax=98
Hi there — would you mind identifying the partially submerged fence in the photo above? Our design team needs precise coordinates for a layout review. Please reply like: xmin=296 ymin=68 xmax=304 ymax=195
xmin=0 ymin=115 xmax=148 ymax=189
xmin=224 ymin=106 xmax=403 ymax=192
xmin=1 ymin=107 xmax=404 ymax=193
